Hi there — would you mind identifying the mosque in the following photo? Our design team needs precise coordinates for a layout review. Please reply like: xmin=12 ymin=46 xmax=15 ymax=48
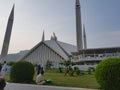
xmin=1 ymin=0 xmax=120 ymax=70
xmin=21 ymin=0 xmax=120 ymax=70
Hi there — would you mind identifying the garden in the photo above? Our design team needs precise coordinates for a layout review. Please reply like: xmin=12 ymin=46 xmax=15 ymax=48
xmin=3 ymin=61 xmax=99 ymax=89
xmin=4 ymin=57 xmax=120 ymax=90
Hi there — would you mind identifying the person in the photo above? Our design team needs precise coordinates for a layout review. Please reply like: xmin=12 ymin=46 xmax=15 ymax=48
xmin=36 ymin=71 xmax=46 ymax=85
xmin=6 ymin=64 xmax=10 ymax=73
xmin=65 ymin=65 xmax=69 ymax=76
xmin=1 ymin=61 xmax=7 ymax=78
xmin=37 ymin=64 xmax=41 ymax=75
xmin=41 ymin=67 xmax=44 ymax=73
xmin=0 ymin=64 xmax=2 ymax=72
xmin=59 ymin=67 xmax=62 ymax=73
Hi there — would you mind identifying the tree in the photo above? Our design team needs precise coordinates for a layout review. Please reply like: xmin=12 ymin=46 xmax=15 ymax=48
xmin=46 ymin=60 xmax=52 ymax=69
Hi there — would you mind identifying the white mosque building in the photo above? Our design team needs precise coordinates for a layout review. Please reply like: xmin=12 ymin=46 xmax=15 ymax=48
xmin=21 ymin=0 xmax=120 ymax=70
xmin=21 ymin=32 xmax=77 ymax=68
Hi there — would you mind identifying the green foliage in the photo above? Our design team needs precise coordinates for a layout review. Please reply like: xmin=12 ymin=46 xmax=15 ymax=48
xmin=7 ymin=61 xmax=16 ymax=66
xmin=10 ymin=61 xmax=35 ymax=83
xmin=59 ymin=62 xmax=64 ymax=65
xmin=74 ymin=67 xmax=80 ymax=75
xmin=0 ymin=78 xmax=6 ymax=89
xmin=46 ymin=60 xmax=52 ymax=69
xmin=64 ymin=60 xmax=73 ymax=66
xmin=88 ymin=67 xmax=95 ymax=75
xmin=95 ymin=58 xmax=120 ymax=90
xmin=69 ymin=68 xmax=74 ymax=76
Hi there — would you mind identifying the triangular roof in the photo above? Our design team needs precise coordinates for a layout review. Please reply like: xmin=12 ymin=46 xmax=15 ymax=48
xmin=21 ymin=40 xmax=77 ymax=60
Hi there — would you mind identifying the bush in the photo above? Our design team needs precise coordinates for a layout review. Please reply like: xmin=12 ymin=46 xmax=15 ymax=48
xmin=10 ymin=61 xmax=35 ymax=83
xmin=0 ymin=78 xmax=6 ymax=89
xmin=88 ymin=67 xmax=95 ymax=74
xmin=46 ymin=60 xmax=52 ymax=69
xmin=7 ymin=61 xmax=16 ymax=66
xmin=74 ymin=67 xmax=80 ymax=75
xmin=95 ymin=58 xmax=120 ymax=90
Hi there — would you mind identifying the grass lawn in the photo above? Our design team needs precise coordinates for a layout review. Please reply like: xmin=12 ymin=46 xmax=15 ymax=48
xmin=34 ymin=69 xmax=100 ymax=89
xmin=6 ymin=69 xmax=100 ymax=89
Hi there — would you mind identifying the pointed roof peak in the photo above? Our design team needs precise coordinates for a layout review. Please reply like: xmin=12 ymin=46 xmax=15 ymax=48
xmin=51 ymin=35 xmax=54 ymax=40
xmin=53 ymin=32 xmax=55 ymax=36
xmin=42 ymin=30 xmax=45 ymax=41
xmin=53 ymin=32 xmax=57 ymax=41
xmin=76 ymin=0 xmax=80 ymax=6
xmin=83 ymin=24 xmax=86 ymax=34
xmin=9 ymin=4 xmax=14 ymax=20
xmin=13 ymin=3 xmax=15 ymax=8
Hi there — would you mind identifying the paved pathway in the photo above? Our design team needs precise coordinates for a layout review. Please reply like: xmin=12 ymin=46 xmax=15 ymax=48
xmin=4 ymin=83 xmax=96 ymax=90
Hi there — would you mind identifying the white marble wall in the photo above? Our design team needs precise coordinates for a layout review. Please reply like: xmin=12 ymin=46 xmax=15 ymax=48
xmin=24 ymin=43 xmax=64 ymax=68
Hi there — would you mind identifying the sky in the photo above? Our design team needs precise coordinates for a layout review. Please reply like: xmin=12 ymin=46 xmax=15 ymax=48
xmin=0 ymin=0 xmax=120 ymax=54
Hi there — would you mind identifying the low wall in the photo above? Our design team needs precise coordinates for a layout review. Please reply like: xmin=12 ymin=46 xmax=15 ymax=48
xmin=73 ymin=65 xmax=97 ymax=71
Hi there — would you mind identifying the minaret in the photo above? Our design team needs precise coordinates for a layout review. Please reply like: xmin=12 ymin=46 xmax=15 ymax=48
xmin=42 ymin=30 xmax=45 ymax=41
xmin=83 ymin=24 xmax=87 ymax=49
xmin=1 ymin=5 xmax=14 ymax=61
xmin=76 ymin=0 xmax=83 ymax=51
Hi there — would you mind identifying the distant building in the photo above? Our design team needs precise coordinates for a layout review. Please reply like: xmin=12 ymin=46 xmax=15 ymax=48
xmin=72 ymin=47 xmax=120 ymax=70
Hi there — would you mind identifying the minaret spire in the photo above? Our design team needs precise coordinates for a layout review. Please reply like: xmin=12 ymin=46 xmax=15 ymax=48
xmin=75 ymin=0 xmax=83 ymax=51
xmin=1 ymin=5 xmax=14 ymax=61
xmin=83 ymin=24 xmax=87 ymax=49
xmin=76 ymin=0 xmax=80 ymax=6
xmin=53 ymin=32 xmax=57 ymax=41
xmin=42 ymin=30 xmax=45 ymax=41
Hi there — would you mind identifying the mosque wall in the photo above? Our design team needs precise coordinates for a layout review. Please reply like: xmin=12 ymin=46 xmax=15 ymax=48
xmin=24 ymin=43 xmax=65 ymax=68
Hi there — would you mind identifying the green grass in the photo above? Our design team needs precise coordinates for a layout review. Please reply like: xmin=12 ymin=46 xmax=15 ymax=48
xmin=6 ymin=69 xmax=100 ymax=89
xmin=34 ymin=69 xmax=100 ymax=89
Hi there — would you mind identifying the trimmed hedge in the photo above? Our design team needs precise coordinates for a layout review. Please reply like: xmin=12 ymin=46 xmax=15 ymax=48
xmin=10 ymin=61 xmax=35 ymax=83
xmin=95 ymin=58 xmax=120 ymax=90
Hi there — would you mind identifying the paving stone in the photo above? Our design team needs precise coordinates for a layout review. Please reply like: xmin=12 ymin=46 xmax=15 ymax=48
xmin=4 ymin=83 xmax=96 ymax=90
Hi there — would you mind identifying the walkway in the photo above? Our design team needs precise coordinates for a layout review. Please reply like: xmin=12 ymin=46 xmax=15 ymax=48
xmin=4 ymin=83 xmax=96 ymax=90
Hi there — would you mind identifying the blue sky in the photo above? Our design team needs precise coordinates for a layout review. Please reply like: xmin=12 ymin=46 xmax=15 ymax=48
xmin=0 ymin=0 xmax=120 ymax=54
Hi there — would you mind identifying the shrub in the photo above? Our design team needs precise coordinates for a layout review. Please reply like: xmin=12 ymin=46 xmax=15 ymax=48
xmin=46 ymin=60 xmax=52 ymax=69
xmin=95 ymin=58 xmax=120 ymax=90
xmin=74 ymin=67 xmax=80 ymax=75
xmin=0 ymin=78 xmax=6 ymax=89
xmin=7 ymin=61 xmax=16 ymax=66
xmin=88 ymin=67 xmax=95 ymax=74
xmin=10 ymin=61 xmax=35 ymax=83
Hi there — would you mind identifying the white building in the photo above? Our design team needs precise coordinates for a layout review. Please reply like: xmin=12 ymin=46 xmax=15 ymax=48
xmin=72 ymin=47 xmax=120 ymax=70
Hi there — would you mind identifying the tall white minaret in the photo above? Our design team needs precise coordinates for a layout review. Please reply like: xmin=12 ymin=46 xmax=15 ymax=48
xmin=76 ymin=0 xmax=83 ymax=51
xmin=1 ymin=5 xmax=14 ymax=61
xmin=83 ymin=24 xmax=87 ymax=49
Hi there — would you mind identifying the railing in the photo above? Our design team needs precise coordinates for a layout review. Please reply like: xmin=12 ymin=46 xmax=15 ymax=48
xmin=72 ymin=56 xmax=120 ymax=62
